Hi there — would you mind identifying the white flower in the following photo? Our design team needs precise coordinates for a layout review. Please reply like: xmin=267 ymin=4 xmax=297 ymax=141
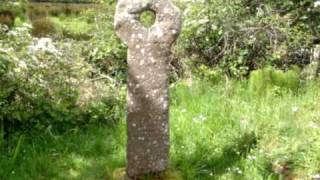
xmin=292 ymin=106 xmax=299 ymax=113
xmin=192 ymin=114 xmax=207 ymax=122
xmin=198 ymin=18 xmax=209 ymax=25
xmin=247 ymin=155 xmax=257 ymax=160
xmin=21 ymin=23 xmax=32 ymax=29
xmin=309 ymin=122 xmax=319 ymax=129
xmin=315 ymin=1 xmax=320 ymax=7
xmin=234 ymin=167 xmax=243 ymax=174
xmin=0 ymin=48 xmax=13 ymax=53
xmin=13 ymin=67 xmax=21 ymax=73
xmin=311 ymin=173 xmax=320 ymax=179
xmin=12 ymin=2 xmax=20 ymax=6
xmin=18 ymin=61 xmax=27 ymax=69
xmin=7 ymin=31 xmax=18 ymax=37
xmin=28 ymin=38 xmax=61 ymax=55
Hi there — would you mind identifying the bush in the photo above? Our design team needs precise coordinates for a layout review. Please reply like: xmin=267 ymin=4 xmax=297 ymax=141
xmin=174 ymin=0 xmax=316 ymax=78
xmin=0 ymin=24 xmax=124 ymax=136
xmin=0 ymin=11 xmax=15 ymax=29
xmin=31 ymin=18 xmax=58 ymax=37
xmin=193 ymin=64 xmax=223 ymax=84
xmin=28 ymin=2 xmax=99 ymax=19
xmin=27 ymin=4 xmax=48 ymax=21
xmin=249 ymin=67 xmax=301 ymax=96
xmin=0 ymin=1 xmax=28 ymax=21
xmin=80 ymin=7 xmax=127 ymax=82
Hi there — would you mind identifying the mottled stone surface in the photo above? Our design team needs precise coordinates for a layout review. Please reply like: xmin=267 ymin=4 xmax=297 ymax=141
xmin=314 ymin=45 xmax=320 ymax=76
xmin=114 ymin=0 xmax=181 ymax=178
xmin=314 ymin=45 xmax=320 ymax=61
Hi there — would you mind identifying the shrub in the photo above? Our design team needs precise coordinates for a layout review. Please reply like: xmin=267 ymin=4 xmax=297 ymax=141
xmin=249 ymin=67 xmax=301 ymax=96
xmin=80 ymin=6 xmax=127 ymax=82
xmin=0 ymin=1 xmax=28 ymax=20
xmin=0 ymin=1 xmax=28 ymax=28
xmin=27 ymin=5 xmax=48 ymax=21
xmin=194 ymin=64 xmax=223 ymax=84
xmin=59 ymin=17 xmax=93 ymax=40
xmin=0 ymin=24 xmax=124 ymax=136
xmin=174 ymin=0 xmax=316 ymax=78
xmin=0 ymin=11 xmax=15 ymax=29
xmin=31 ymin=18 xmax=58 ymax=37
xmin=28 ymin=2 xmax=99 ymax=18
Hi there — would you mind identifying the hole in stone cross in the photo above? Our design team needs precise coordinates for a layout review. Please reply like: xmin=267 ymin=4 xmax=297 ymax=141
xmin=139 ymin=10 xmax=156 ymax=28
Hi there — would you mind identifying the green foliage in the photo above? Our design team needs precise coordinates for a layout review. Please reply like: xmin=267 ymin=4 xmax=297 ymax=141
xmin=1 ymin=1 xmax=320 ymax=179
xmin=29 ymin=0 xmax=101 ymax=3
xmin=0 ymin=11 xmax=15 ymax=29
xmin=31 ymin=18 xmax=58 ymax=37
xmin=0 ymin=1 xmax=28 ymax=21
xmin=0 ymin=24 xmax=125 ymax=135
xmin=27 ymin=4 xmax=48 ymax=21
xmin=170 ymin=79 xmax=320 ymax=179
xmin=28 ymin=2 xmax=98 ymax=18
xmin=50 ymin=16 xmax=93 ymax=40
xmin=249 ymin=67 xmax=301 ymax=96
xmin=27 ymin=2 xmax=99 ymax=38
xmin=139 ymin=10 xmax=156 ymax=28
xmin=194 ymin=64 xmax=223 ymax=84
xmin=2 ymin=80 xmax=320 ymax=179
xmin=174 ymin=0 xmax=316 ymax=78
xmin=80 ymin=7 xmax=127 ymax=82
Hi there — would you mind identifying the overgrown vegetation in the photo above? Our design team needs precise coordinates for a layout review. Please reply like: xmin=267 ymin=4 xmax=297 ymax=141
xmin=1 ymin=80 xmax=320 ymax=179
xmin=174 ymin=0 xmax=320 ymax=78
xmin=0 ymin=0 xmax=320 ymax=179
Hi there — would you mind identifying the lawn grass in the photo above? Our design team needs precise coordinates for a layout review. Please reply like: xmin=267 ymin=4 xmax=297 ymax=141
xmin=1 ymin=79 xmax=320 ymax=179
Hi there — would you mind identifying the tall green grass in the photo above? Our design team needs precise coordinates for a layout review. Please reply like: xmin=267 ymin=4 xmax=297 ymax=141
xmin=1 ymin=79 xmax=320 ymax=179
xmin=249 ymin=67 xmax=301 ymax=96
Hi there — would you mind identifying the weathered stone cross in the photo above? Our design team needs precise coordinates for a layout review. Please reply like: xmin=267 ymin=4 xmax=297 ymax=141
xmin=114 ymin=0 xmax=181 ymax=178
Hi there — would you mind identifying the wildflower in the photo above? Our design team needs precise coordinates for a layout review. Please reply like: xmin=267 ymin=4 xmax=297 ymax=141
xmin=311 ymin=173 xmax=320 ymax=179
xmin=234 ymin=167 xmax=243 ymax=174
xmin=13 ymin=67 xmax=21 ymax=73
xmin=309 ymin=122 xmax=319 ymax=129
xmin=198 ymin=18 xmax=209 ymax=25
xmin=291 ymin=106 xmax=299 ymax=113
xmin=240 ymin=118 xmax=249 ymax=125
xmin=12 ymin=2 xmax=20 ymax=6
xmin=7 ymin=30 xmax=18 ymax=37
xmin=28 ymin=38 xmax=61 ymax=55
xmin=0 ymin=47 xmax=13 ymax=53
xmin=18 ymin=61 xmax=27 ymax=69
xmin=192 ymin=114 xmax=207 ymax=122
xmin=22 ymin=23 xmax=32 ymax=29
xmin=199 ymin=114 xmax=206 ymax=121
xmin=247 ymin=155 xmax=257 ymax=160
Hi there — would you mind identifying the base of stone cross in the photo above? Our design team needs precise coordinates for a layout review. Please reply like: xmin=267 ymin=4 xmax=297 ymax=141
xmin=112 ymin=168 xmax=184 ymax=180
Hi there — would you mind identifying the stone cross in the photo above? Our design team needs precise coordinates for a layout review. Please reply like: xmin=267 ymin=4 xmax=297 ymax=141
xmin=114 ymin=0 xmax=181 ymax=178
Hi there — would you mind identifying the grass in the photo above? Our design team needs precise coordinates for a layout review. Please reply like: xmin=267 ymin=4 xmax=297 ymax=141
xmin=50 ymin=16 xmax=94 ymax=39
xmin=28 ymin=2 xmax=100 ymax=18
xmin=1 ymin=79 xmax=320 ymax=179
xmin=25 ymin=2 xmax=97 ymax=39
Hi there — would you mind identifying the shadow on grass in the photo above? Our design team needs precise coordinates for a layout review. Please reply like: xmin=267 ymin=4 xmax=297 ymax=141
xmin=175 ymin=132 xmax=258 ymax=179
xmin=0 ymin=123 xmax=126 ymax=180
